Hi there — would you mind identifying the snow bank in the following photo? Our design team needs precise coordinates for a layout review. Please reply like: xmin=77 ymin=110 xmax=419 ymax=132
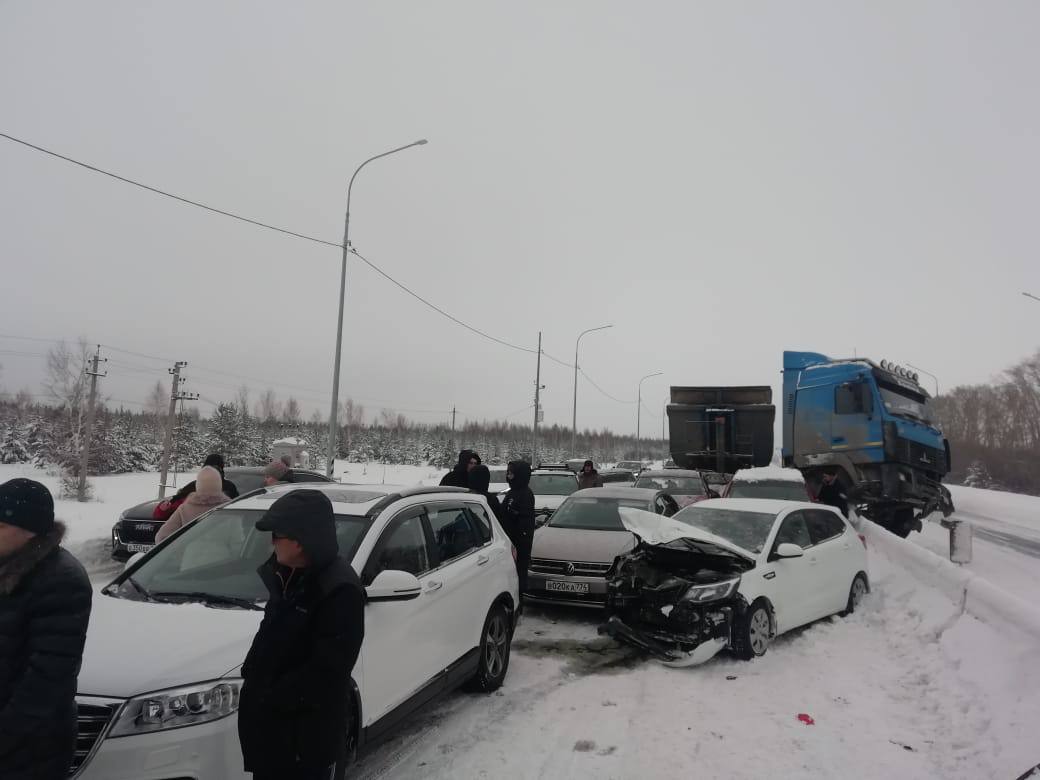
xmin=730 ymin=464 xmax=805 ymax=483
xmin=948 ymin=484 xmax=1040 ymax=534
xmin=864 ymin=520 xmax=1040 ymax=645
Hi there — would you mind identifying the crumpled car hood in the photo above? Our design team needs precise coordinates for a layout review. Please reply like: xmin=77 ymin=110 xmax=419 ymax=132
xmin=618 ymin=507 xmax=757 ymax=565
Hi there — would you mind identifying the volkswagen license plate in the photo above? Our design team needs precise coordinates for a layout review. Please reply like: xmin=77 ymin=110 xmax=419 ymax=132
xmin=126 ymin=543 xmax=153 ymax=553
xmin=545 ymin=580 xmax=590 ymax=594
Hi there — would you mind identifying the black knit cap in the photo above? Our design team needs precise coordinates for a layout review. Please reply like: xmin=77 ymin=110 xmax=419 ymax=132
xmin=0 ymin=478 xmax=55 ymax=535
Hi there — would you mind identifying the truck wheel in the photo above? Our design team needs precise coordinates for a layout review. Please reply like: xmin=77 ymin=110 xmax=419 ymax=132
xmin=463 ymin=602 xmax=512 ymax=692
xmin=731 ymin=599 xmax=773 ymax=660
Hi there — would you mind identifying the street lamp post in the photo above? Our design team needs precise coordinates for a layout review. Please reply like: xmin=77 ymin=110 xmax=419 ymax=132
xmin=906 ymin=363 xmax=939 ymax=398
xmin=1024 ymin=291 xmax=1040 ymax=304
xmin=636 ymin=372 xmax=663 ymax=461
xmin=571 ymin=324 xmax=613 ymax=454
xmin=326 ymin=139 xmax=428 ymax=476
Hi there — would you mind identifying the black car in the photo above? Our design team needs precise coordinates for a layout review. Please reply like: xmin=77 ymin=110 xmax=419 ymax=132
xmin=110 ymin=467 xmax=334 ymax=560
xmin=599 ymin=468 xmax=636 ymax=485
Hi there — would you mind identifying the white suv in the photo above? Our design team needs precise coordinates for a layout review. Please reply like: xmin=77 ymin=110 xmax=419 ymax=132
xmin=72 ymin=484 xmax=519 ymax=779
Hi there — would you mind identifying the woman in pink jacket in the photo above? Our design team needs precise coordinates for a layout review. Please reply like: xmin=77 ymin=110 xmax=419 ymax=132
xmin=155 ymin=466 xmax=230 ymax=542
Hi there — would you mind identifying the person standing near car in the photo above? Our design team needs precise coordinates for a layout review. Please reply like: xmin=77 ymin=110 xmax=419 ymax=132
xmin=467 ymin=464 xmax=503 ymax=521
xmin=0 ymin=479 xmax=92 ymax=780
xmin=153 ymin=453 xmax=239 ymax=522
xmin=262 ymin=459 xmax=294 ymax=487
xmin=440 ymin=449 xmax=480 ymax=487
xmin=577 ymin=460 xmax=604 ymax=489
xmin=501 ymin=461 xmax=535 ymax=594
xmin=155 ymin=465 xmax=231 ymax=542
xmin=239 ymin=489 xmax=365 ymax=780
xmin=817 ymin=470 xmax=849 ymax=518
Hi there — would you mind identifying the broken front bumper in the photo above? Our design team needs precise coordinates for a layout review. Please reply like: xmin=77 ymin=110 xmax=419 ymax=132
xmin=599 ymin=611 xmax=732 ymax=667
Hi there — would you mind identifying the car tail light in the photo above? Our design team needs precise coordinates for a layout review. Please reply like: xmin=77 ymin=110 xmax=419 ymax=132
xmin=510 ymin=543 xmax=517 ymax=562
xmin=858 ymin=534 xmax=867 ymax=549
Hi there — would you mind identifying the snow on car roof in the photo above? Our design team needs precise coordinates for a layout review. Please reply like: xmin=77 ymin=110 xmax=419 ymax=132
xmin=232 ymin=482 xmax=401 ymax=513
xmin=730 ymin=465 xmax=806 ymax=484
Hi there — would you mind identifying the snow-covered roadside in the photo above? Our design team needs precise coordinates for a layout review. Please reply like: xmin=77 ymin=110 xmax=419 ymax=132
xmin=948 ymin=484 xmax=1040 ymax=535
xmin=352 ymin=542 xmax=1038 ymax=780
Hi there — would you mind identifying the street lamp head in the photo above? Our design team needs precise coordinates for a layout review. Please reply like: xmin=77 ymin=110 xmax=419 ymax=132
xmin=415 ymin=139 xmax=429 ymax=145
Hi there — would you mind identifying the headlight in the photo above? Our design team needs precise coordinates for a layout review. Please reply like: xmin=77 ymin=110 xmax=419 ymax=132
xmin=682 ymin=577 xmax=740 ymax=604
xmin=109 ymin=679 xmax=242 ymax=736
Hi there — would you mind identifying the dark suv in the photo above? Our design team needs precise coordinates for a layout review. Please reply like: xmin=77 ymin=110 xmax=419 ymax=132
xmin=110 ymin=466 xmax=334 ymax=560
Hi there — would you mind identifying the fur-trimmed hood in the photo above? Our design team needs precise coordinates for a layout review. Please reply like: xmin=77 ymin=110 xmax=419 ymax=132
xmin=0 ymin=520 xmax=65 ymax=596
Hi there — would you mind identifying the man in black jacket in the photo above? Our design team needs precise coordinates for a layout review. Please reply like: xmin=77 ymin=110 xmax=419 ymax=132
xmin=238 ymin=489 xmax=365 ymax=780
xmin=501 ymin=461 xmax=535 ymax=594
xmin=439 ymin=449 xmax=480 ymax=487
xmin=817 ymin=471 xmax=849 ymax=518
xmin=0 ymin=479 xmax=92 ymax=780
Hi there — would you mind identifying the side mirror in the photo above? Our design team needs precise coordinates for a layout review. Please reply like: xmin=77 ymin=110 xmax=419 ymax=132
xmin=774 ymin=543 xmax=805 ymax=559
xmin=123 ymin=551 xmax=145 ymax=573
xmin=366 ymin=570 xmax=422 ymax=603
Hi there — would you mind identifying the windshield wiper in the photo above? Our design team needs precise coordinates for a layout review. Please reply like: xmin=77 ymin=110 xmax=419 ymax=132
xmin=152 ymin=591 xmax=265 ymax=611
xmin=109 ymin=576 xmax=155 ymax=602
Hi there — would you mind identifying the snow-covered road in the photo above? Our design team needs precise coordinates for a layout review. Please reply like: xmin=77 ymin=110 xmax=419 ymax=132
xmin=350 ymin=544 xmax=1035 ymax=780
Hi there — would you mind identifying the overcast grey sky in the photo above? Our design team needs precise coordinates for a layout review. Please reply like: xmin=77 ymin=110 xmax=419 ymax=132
xmin=2 ymin=1 xmax=1037 ymax=435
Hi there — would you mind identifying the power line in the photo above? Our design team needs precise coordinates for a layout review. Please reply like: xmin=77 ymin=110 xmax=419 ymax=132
xmin=1 ymin=133 xmax=634 ymax=408
xmin=0 ymin=132 xmax=344 ymax=252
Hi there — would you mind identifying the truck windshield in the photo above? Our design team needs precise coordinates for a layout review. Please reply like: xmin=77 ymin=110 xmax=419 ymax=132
xmin=878 ymin=382 xmax=932 ymax=424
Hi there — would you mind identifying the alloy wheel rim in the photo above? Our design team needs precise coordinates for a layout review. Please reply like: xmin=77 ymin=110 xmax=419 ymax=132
xmin=485 ymin=614 xmax=508 ymax=677
xmin=749 ymin=609 xmax=770 ymax=654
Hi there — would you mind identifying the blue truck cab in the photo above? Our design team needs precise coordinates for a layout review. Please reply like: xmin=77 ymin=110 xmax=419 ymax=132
xmin=781 ymin=351 xmax=953 ymax=536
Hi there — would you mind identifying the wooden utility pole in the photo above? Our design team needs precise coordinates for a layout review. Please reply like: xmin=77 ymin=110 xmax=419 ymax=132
xmin=157 ymin=362 xmax=198 ymax=499
xmin=77 ymin=345 xmax=107 ymax=502
xmin=532 ymin=332 xmax=543 ymax=464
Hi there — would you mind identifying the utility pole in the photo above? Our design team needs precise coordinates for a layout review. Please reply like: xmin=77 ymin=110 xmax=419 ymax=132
xmin=158 ymin=362 xmax=198 ymax=499
xmin=77 ymin=345 xmax=107 ymax=502
xmin=532 ymin=332 xmax=544 ymax=464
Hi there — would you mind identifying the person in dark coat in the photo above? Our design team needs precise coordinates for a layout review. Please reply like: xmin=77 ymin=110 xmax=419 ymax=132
xmin=577 ymin=460 xmax=604 ymax=490
xmin=817 ymin=471 xmax=849 ymax=518
xmin=0 ymin=479 xmax=92 ymax=780
xmin=467 ymin=464 xmax=503 ymax=521
xmin=238 ymin=489 xmax=364 ymax=780
xmin=501 ymin=461 xmax=535 ymax=594
xmin=439 ymin=449 xmax=481 ymax=487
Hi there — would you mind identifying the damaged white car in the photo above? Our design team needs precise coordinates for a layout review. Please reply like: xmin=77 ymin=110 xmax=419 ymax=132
xmin=600 ymin=499 xmax=868 ymax=667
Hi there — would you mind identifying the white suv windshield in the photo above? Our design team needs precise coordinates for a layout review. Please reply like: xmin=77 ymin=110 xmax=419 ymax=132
xmin=529 ymin=474 xmax=578 ymax=496
xmin=118 ymin=507 xmax=370 ymax=605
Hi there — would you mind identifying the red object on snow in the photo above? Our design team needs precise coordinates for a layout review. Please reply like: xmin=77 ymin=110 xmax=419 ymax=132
xmin=797 ymin=713 xmax=815 ymax=725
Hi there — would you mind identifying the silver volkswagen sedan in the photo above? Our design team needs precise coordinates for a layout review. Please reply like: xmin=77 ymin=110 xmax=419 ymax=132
xmin=526 ymin=487 xmax=680 ymax=607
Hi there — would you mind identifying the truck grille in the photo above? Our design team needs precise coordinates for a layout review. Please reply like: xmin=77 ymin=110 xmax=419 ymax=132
xmin=891 ymin=438 xmax=946 ymax=474
xmin=530 ymin=558 xmax=612 ymax=577
xmin=71 ymin=697 xmax=121 ymax=776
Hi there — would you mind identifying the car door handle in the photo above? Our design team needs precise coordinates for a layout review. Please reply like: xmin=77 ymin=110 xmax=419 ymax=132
xmin=808 ymin=557 xmax=819 ymax=565
xmin=476 ymin=554 xmax=490 ymax=566
xmin=426 ymin=580 xmax=443 ymax=592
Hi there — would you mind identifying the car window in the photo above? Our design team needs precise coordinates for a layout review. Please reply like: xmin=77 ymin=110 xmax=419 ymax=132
xmin=229 ymin=474 xmax=265 ymax=494
xmin=427 ymin=505 xmax=481 ymax=563
xmin=773 ymin=511 xmax=812 ymax=550
xmin=124 ymin=508 xmax=369 ymax=602
xmin=364 ymin=510 xmax=431 ymax=584
xmin=727 ymin=480 xmax=807 ymax=501
xmin=654 ymin=494 xmax=680 ymax=517
xmin=465 ymin=504 xmax=493 ymax=543
xmin=529 ymin=474 xmax=579 ymax=496
xmin=633 ymin=476 xmax=705 ymax=494
xmin=674 ymin=505 xmax=777 ymax=554
xmin=804 ymin=509 xmax=846 ymax=545
xmin=292 ymin=471 xmax=331 ymax=483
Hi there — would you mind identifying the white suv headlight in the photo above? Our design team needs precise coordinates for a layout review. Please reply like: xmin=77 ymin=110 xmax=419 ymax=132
xmin=682 ymin=577 xmax=740 ymax=604
xmin=109 ymin=678 xmax=242 ymax=736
